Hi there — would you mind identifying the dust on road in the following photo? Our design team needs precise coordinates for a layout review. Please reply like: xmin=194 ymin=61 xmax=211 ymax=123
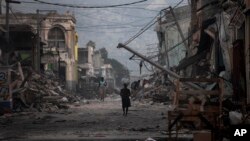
xmin=0 ymin=95 xmax=168 ymax=140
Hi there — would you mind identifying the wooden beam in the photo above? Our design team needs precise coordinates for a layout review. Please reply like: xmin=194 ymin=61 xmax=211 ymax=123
xmin=246 ymin=15 xmax=250 ymax=104
xmin=179 ymin=78 xmax=219 ymax=82
xmin=179 ymin=90 xmax=220 ymax=95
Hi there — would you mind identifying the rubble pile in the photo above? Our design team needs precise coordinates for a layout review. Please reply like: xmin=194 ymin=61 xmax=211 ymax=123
xmin=151 ymin=86 xmax=172 ymax=102
xmin=12 ymin=67 xmax=79 ymax=113
xmin=131 ymin=79 xmax=173 ymax=103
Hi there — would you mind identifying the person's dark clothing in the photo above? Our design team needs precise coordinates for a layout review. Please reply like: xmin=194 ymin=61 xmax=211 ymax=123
xmin=120 ymin=88 xmax=131 ymax=108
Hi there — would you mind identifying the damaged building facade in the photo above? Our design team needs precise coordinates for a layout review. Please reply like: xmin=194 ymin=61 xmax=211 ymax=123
xmin=116 ymin=0 xmax=250 ymax=140
xmin=0 ymin=12 xmax=78 ymax=92
xmin=78 ymin=41 xmax=95 ymax=78
xmin=152 ymin=0 xmax=250 ymax=140
xmin=77 ymin=41 xmax=95 ymax=90
xmin=156 ymin=5 xmax=191 ymax=68
xmin=114 ymin=1 xmax=250 ymax=140
xmin=77 ymin=41 xmax=115 ymax=94
xmin=190 ymin=0 xmax=250 ymax=104
xmin=156 ymin=0 xmax=250 ymax=104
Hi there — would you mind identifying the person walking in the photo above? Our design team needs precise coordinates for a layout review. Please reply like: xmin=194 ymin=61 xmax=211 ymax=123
xmin=120 ymin=83 xmax=131 ymax=116
xmin=98 ymin=77 xmax=107 ymax=101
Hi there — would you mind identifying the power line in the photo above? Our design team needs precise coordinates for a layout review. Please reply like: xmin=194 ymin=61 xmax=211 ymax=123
xmin=111 ymin=6 xmax=160 ymax=12
xmin=74 ymin=10 xmax=157 ymax=29
xmin=173 ymin=0 xmax=185 ymax=8
xmin=75 ymin=9 xmax=153 ymax=26
xmin=143 ymin=61 xmax=154 ymax=72
xmin=9 ymin=6 xmax=22 ymax=24
xmin=20 ymin=0 xmax=161 ymax=12
xmin=124 ymin=0 xmax=186 ymax=60
xmin=1 ymin=5 xmax=22 ymax=24
xmin=75 ymin=11 xmax=127 ymax=25
xmin=4 ymin=5 xmax=139 ymax=32
xmin=123 ymin=0 xmax=185 ymax=45
xmin=123 ymin=9 xmax=163 ymax=45
xmin=101 ymin=8 xmax=154 ymax=19
xmin=4 ymin=4 xmax=154 ymax=32
xmin=76 ymin=20 xmax=150 ymax=29
xmin=122 ymin=1 xmax=185 ymax=45
xmin=19 ymin=1 xmax=37 ymax=4
xmin=134 ymin=2 xmax=188 ymax=7
xmin=76 ymin=29 xmax=136 ymax=33
xmin=76 ymin=25 xmax=142 ymax=30
xmin=33 ymin=0 xmax=148 ymax=9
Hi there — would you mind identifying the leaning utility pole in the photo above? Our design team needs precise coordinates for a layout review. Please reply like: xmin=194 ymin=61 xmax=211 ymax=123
xmin=117 ymin=43 xmax=202 ymax=90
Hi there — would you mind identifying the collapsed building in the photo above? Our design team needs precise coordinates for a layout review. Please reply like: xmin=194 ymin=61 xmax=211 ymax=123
xmin=0 ymin=12 xmax=78 ymax=91
xmin=0 ymin=11 xmax=79 ymax=114
xmin=118 ymin=0 xmax=250 ymax=140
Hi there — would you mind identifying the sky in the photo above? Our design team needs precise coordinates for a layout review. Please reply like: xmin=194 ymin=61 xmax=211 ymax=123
xmin=8 ymin=0 xmax=188 ymax=76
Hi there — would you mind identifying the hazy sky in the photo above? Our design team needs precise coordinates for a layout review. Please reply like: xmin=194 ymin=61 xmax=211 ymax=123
xmin=9 ymin=0 xmax=188 ymax=76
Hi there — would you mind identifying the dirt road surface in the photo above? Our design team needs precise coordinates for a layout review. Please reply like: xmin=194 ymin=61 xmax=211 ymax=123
xmin=0 ymin=95 xmax=169 ymax=141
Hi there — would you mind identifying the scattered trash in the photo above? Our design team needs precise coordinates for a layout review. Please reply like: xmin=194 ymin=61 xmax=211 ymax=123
xmin=145 ymin=137 xmax=156 ymax=141
xmin=229 ymin=111 xmax=243 ymax=125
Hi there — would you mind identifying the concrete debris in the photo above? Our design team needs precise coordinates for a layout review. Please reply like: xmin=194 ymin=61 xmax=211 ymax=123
xmin=0 ymin=63 xmax=80 ymax=114
xmin=82 ymin=99 xmax=90 ymax=104
xmin=131 ymin=76 xmax=173 ymax=103
xmin=145 ymin=137 xmax=156 ymax=141
xmin=60 ymin=97 xmax=69 ymax=103
xmin=74 ymin=101 xmax=81 ymax=107
xmin=229 ymin=111 xmax=243 ymax=125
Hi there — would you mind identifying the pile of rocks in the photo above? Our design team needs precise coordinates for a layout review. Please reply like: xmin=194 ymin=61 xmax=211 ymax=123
xmin=8 ymin=63 xmax=79 ymax=113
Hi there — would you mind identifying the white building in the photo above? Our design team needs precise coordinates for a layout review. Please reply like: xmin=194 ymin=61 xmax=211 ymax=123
xmin=78 ymin=41 xmax=95 ymax=77
xmin=155 ymin=5 xmax=191 ymax=68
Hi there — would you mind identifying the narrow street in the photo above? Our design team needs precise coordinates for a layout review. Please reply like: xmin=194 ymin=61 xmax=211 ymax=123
xmin=1 ymin=0 xmax=250 ymax=141
xmin=0 ymin=95 xmax=168 ymax=141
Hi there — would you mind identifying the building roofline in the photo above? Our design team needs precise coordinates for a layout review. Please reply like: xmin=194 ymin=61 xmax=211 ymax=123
xmin=0 ymin=12 xmax=76 ymax=23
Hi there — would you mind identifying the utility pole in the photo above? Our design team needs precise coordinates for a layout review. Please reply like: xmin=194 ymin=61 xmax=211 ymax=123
xmin=117 ymin=43 xmax=202 ymax=90
xmin=0 ymin=0 xmax=2 ymax=15
xmin=5 ymin=0 xmax=10 ymax=48
xmin=35 ymin=9 xmax=56 ymax=72
xmin=5 ymin=0 xmax=20 ymax=65
xmin=36 ymin=9 xmax=40 ymax=72
xmin=5 ymin=0 xmax=20 ymax=44
xmin=5 ymin=0 xmax=10 ymax=46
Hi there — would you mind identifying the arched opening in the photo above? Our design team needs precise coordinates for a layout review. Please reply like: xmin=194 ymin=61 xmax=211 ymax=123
xmin=48 ymin=27 xmax=65 ymax=48
xmin=46 ymin=27 xmax=66 ymax=79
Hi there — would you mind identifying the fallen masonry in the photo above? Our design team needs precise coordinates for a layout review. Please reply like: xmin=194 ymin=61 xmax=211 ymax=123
xmin=0 ymin=62 xmax=79 ymax=115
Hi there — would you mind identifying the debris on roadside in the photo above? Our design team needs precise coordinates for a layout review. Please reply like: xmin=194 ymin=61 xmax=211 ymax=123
xmin=145 ymin=137 xmax=156 ymax=141
xmin=0 ymin=62 xmax=80 ymax=115
xmin=130 ymin=75 xmax=173 ymax=103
